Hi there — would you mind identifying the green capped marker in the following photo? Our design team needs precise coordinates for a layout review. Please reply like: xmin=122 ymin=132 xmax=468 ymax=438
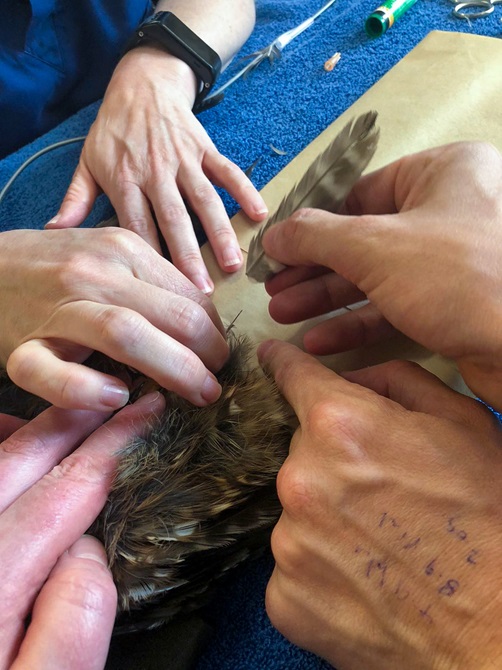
xmin=365 ymin=0 xmax=419 ymax=37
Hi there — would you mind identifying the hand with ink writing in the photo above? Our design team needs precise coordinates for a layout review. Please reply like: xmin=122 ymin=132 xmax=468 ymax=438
xmin=0 ymin=392 xmax=164 ymax=669
xmin=259 ymin=339 xmax=502 ymax=670
xmin=261 ymin=142 xmax=502 ymax=412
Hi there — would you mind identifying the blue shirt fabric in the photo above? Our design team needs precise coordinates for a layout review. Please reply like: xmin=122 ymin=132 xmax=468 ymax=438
xmin=0 ymin=0 xmax=153 ymax=159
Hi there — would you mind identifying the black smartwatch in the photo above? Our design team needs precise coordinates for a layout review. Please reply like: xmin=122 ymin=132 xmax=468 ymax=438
xmin=124 ymin=12 xmax=222 ymax=113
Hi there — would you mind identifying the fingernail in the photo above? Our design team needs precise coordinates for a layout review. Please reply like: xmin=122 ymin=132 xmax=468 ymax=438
xmin=255 ymin=205 xmax=268 ymax=217
xmin=201 ymin=373 xmax=222 ymax=403
xmin=222 ymin=245 xmax=243 ymax=268
xmin=69 ymin=535 xmax=109 ymax=567
xmin=193 ymin=274 xmax=214 ymax=295
xmin=100 ymin=384 xmax=129 ymax=408
xmin=45 ymin=214 xmax=61 ymax=227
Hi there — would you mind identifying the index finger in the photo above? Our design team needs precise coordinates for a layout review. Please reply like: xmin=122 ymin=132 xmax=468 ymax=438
xmin=93 ymin=227 xmax=227 ymax=337
xmin=345 ymin=142 xmax=502 ymax=216
xmin=257 ymin=340 xmax=355 ymax=422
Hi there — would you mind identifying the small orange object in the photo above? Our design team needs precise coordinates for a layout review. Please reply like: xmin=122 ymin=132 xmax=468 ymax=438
xmin=324 ymin=52 xmax=341 ymax=71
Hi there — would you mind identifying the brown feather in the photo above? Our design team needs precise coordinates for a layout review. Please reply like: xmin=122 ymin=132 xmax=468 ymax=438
xmin=0 ymin=333 xmax=294 ymax=632
xmin=246 ymin=110 xmax=380 ymax=282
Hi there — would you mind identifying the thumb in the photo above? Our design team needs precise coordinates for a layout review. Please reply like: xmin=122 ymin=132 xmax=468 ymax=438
xmin=13 ymin=535 xmax=116 ymax=670
xmin=261 ymin=207 xmax=400 ymax=288
xmin=46 ymin=161 xmax=101 ymax=229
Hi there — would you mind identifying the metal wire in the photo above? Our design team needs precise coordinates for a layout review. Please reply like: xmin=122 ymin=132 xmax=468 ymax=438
xmin=0 ymin=136 xmax=86 ymax=208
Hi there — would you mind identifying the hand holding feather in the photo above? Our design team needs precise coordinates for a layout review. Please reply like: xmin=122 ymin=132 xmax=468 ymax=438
xmin=246 ymin=111 xmax=380 ymax=282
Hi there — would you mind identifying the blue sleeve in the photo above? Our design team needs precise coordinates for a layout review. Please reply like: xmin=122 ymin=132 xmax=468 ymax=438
xmin=0 ymin=0 xmax=154 ymax=158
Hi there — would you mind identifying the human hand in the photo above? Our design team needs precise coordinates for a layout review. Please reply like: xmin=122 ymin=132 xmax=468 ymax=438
xmin=262 ymin=142 xmax=502 ymax=410
xmin=47 ymin=48 xmax=268 ymax=295
xmin=259 ymin=340 xmax=502 ymax=670
xmin=0 ymin=392 xmax=165 ymax=669
xmin=0 ymin=227 xmax=228 ymax=410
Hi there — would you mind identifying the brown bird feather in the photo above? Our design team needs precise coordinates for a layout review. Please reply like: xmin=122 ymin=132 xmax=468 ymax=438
xmin=246 ymin=110 xmax=380 ymax=282
xmin=0 ymin=333 xmax=294 ymax=633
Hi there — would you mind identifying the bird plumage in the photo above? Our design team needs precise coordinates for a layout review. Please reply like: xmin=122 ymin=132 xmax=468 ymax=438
xmin=0 ymin=334 xmax=294 ymax=632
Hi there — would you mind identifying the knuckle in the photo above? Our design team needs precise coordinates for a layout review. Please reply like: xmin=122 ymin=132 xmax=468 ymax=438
xmin=159 ymin=203 xmax=190 ymax=228
xmin=173 ymin=301 xmax=207 ymax=342
xmin=276 ymin=458 xmax=315 ymax=519
xmin=455 ymin=140 xmax=497 ymax=161
xmin=172 ymin=350 xmax=203 ymax=389
xmin=101 ymin=225 xmax=143 ymax=253
xmin=216 ymin=159 xmax=242 ymax=183
xmin=93 ymin=306 xmax=146 ymax=352
xmin=190 ymin=183 xmax=218 ymax=208
xmin=114 ymin=169 xmax=139 ymax=191
xmin=123 ymin=217 xmax=154 ymax=239
xmin=303 ymin=399 xmax=368 ymax=464
xmin=62 ymin=183 xmax=83 ymax=205
xmin=6 ymin=347 xmax=38 ymax=388
xmin=284 ymin=211 xmax=309 ymax=253
xmin=54 ymin=569 xmax=116 ymax=616
xmin=207 ymin=225 xmax=234 ymax=243
xmin=56 ymin=371 xmax=84 ymax=409
xmin=47 ymin=452 xmax=102 ymax=487
xmin=350 ymin=305 xmax=381 ymax=348
xmin=288 ymin=209 xmax=307 ymax=229
xmin=176 ymin=250 xmax=204 ymax=276
xmin=62 ymin=168 xmax=90 ymax=204
xmin=304 ymin=399 xmax=354 ymax=442
xmin=64 ymin=179 xmax=82 ymax=198
xmin=269 ymin=520 xmax=302 ymax=576
xmin=264 ymin=578 xmax=294 ymax=639
xmin=1 ymin=430 xmax=45 ymax=457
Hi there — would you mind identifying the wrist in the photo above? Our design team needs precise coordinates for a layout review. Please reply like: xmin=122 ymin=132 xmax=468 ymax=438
xmin=122 ymin=12 xmax=222 ymax=113
xmin=113 ymin=46 xmax=198 ymax=109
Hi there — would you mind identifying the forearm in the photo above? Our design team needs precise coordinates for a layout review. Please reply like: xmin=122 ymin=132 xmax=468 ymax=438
xmin=155 ymin=0 xmax=256 ymax=66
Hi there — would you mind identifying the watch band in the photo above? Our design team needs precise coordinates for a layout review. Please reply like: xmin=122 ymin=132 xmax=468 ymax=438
xmin=124 ymin=12 xmax=222 ymax=113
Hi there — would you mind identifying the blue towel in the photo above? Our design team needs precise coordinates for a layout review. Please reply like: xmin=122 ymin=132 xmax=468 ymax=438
xmin=1 ymin=0 xmax=501 ymax=231
xmin=0 ymin=1 xmax=500 ymax=668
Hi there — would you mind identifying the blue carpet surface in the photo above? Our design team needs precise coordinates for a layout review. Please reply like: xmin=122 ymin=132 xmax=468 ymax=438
xmin=0 ymin=1 xmax=500 ymax=668
xmin=1 ymin=0 xmax=501 ymax=231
